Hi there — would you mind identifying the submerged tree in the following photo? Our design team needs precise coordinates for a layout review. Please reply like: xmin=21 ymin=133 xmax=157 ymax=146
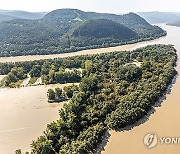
xmin=47 ymin=89 xmax=55 ymax=101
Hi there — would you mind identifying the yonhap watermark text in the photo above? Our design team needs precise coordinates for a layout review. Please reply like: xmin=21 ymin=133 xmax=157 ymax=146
xmin=144 ymin=133 xmax=180 ymax=149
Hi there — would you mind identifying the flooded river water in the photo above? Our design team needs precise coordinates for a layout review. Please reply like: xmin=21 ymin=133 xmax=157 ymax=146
xmin=0 ymin=84 xmax=73 ymax=154
xmin=102 ymin=25 xmax=180 ymax=154
xmin=0 ymin=24 xmax=180 ymax=154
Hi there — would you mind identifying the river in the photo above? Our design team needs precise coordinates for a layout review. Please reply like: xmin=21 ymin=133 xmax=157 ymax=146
xmin=0 ymin=83 xmax=75 ymax=154
xmin=102 ymin=25 xmax=180 ymax=154
xmin=0 ymin=24 xmax=179 ymax=154
xmin=0 ymin=33 xmax=168 ymax=63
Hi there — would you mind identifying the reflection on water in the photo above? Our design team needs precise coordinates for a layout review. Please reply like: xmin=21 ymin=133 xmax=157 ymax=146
xmin=102 ymin=25 xmax=180 ymax=154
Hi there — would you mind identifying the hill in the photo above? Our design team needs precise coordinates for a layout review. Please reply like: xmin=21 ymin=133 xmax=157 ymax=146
xmin=168 ymin=21 xmax=180 ymax=27
xmin=0 ymin=14 xmax=17 ymax=22
xmin=168 ymin=20 xmax=180 ymax=27
xmin=44 ymin=9 xmax=164 ymax=37
xmin=137 ymin=11 xmax=180 ymax=24
xmin=73 ymin=19 xmax=137 ymax=40
xmin=0 ymin=9 xmax=46 ymax=21
xmin=0 ymin=9 xmax=166 ymax=57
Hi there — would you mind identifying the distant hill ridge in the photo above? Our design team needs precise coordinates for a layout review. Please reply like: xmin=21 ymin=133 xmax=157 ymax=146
xmin=0 ymin=8 xmax=166 ymax=57
xmin=137 ymin=11 xmax=180 ymax=24
xmin=0 ymin=9 xmax=47 ymax=22
xmin=44 ymin=9 xmax=155 ymax=35
xmin=168 ymin=21 xmax=180 ymax=27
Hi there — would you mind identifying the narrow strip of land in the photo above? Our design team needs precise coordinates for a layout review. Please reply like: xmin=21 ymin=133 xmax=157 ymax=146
xmin=0 ymin=37 xmax=164 ymax=63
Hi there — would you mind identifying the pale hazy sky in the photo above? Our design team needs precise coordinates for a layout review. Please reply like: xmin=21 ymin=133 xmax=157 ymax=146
xmin=0 ymin=0 xmax=180 ymax=13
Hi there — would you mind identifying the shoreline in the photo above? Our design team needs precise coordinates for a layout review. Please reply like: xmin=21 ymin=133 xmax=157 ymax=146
xmin=1 ymin=24 xmax=179 ymax=153
xmin=0 ymin=35 xmax=166 ymax=63
xmin=96 ymin=73 xmax=178 ymax=154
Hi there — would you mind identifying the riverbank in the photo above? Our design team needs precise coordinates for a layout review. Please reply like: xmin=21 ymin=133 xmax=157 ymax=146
xmin=98 ymin=73 xmax=178 ymax=153
xmin=0 ymin=36 xmax=167 ymax=63
xmin=0 ymin=83 xmax=75 ymax=154
xmin=1 ymin=24 xmax=180 ymax=154
xmin=102 ymin=24 xmax=180 ymax=154
xmin=30 ymin=43 xmax=177 ymax=153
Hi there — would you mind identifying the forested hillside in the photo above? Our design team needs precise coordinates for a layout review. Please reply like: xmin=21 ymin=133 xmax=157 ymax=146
xmin=0 ymin=9 xmax=166 ymax=57
xmin=73 ymin=19 xmax=137 ymax=39
xmin=72 ymin=19 xmax=138 ymax=46
xmin=0 ymin=9 xmax=46 ymax=21
xmin=0 ymin=44 xmax=177 ymax=153
xmin=0 ymin=14 xmax=17 ymax=22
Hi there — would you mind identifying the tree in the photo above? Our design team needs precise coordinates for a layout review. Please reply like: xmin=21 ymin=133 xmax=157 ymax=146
xmin=80 ymin=75 xmax=98 ymax=92
xmin=1 ymin=45 xmax=177 ymax=154
xmin=48 ymin=69 xmax=55 ymax=84
xmin=2 ymin=67 xmax=26 ymax=87
xmin=55 ymin=88 xmax=63 ymax=99
xmin=63 ymin=84 xmax=79 ymax=98
xmin=15 ymin=149 xmax=21 ymax=154
xmin=47 ymin=89 xmax=55 ymax=100
xmin=29 ymin=65 xmax=41 ymax=77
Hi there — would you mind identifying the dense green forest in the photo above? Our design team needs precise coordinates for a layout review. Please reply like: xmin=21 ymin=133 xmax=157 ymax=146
xmin=0 ymin=44 xmax=177 ymax=153
xmin=73 ymin=19 xmax=137 ymax=39
xmin=0 ymin=9 xmax=166 ymax=57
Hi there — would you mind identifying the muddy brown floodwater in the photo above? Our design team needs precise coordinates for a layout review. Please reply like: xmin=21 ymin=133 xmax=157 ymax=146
xmin=0 ymin=83 xmax=77 ymax=154
xmin=0 ymin=32 xmax=168 ymax=63
xmin=0 ymin=24 xmax=180 ymax=154
xmin=102 ymin=25 xmax=180 ymax=154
